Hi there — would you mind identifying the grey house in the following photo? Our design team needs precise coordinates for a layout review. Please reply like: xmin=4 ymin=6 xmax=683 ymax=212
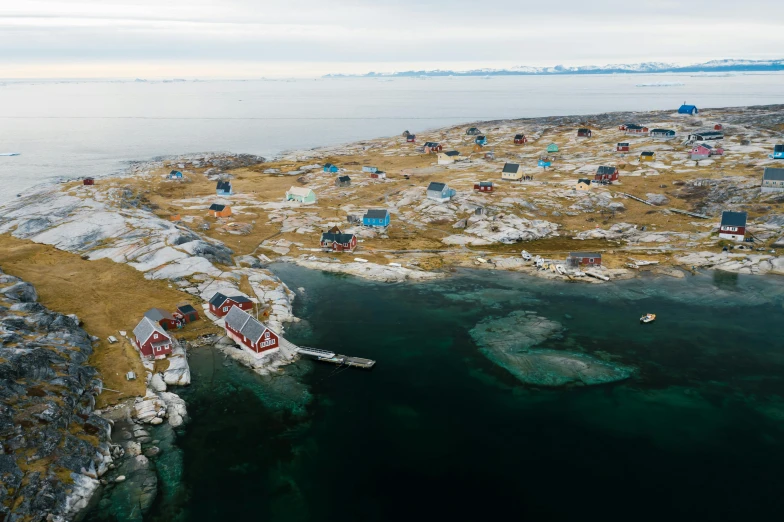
xmin=427 ymin=181 xmax=456 ymax=202
xmin=761 ymin=167 xmax=784 ymax=193
xmin=335 ymin=175 xmax=351 ymax=187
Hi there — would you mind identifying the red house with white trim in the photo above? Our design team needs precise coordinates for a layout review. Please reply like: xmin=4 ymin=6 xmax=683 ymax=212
xmin=320 ymin=227 xmax=357 ymax=252
xmin=617 ymin=142 xmax=630 ymax=152
xmin=568 ymin=252 xmax=602 ymax=267
xmin=224 ymin=307 xmax=280 ymax=357
xmin=513 ymin=134 xmax=528 ymax=144
xmin=718 ymin=211 xmax=747 ymax=241
xmin=624 ymin=124 xmax=649 ymax=134
xmin=474 ymin=181 xmax=493 ymax=192
xmin=595 ymin=166 xmax=619 ymax=183
xmin=133 ymin=317 xmax=173 ymax=359
xmin=209 ymin=292 xmax=254 ymax=318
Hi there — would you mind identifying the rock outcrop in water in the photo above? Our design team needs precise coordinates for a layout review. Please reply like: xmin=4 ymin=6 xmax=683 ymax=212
xmin=469 ymin=311 xmax=634 ymax=386
xmin=0 ymin=267 xmax=112 ymax=520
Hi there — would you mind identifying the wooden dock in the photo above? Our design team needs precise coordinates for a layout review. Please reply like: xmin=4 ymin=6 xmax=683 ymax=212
xmin=296 ymin=347 xmax=376 ymax=369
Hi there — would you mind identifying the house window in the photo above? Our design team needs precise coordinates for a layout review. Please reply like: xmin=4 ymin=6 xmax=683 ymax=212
xmin=154 ymin=334 xmax=158 ymax=339
xmin=223 ymin=306 xmax=228 ymax=312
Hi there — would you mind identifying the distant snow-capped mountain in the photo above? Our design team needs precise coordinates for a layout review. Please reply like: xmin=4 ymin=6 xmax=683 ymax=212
xmin=324 ymin=59 xmax=784 ymax=78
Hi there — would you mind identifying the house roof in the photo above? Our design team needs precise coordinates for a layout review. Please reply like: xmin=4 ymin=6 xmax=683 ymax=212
xmin=444 ymin=150 xmax=460 ymax=157
xmin=364 ymin=209 xmax=390 ymax=219
xmin=424 ymin=142 xmax=439 ymax=147
xmin=692 ymin=131 xmax=723 ymax=137
xmin=224 ymin=307 xmax=270 ymax=344
xmin=337 ymin=175 xmax=351 ymax=182
xmin=502 ymin=163 xmax=520 ymax=173
xmin=478 ymin=181 xmax=493 ymax=187
xmin=694 ymin=143 xmax=713 ymax=150
xmin=679 ymin=104 xmax=697 ymax=110
xmin=209 ymin=203 xmax=226 ymax=212
xmin=324 ymin=163 xmax=334 ymax=168
xmin=322 ymin=231 xmax=356 ymax=243
xmin=569 ymin=252 xmax=602 ymax=258
xmin=232 ymin=295 xmax=252 ymax=304
xmin=763 ymin=167 xmax=784 ymax=181
xmin=170 ymin=170 xmax=182 ymax=175
xmin=209 ymin=292 xmax=228 ymax=307
xmin=427 ymin=182 xmax=446 ymax=192
xmin=133 ymin=317 xmax=169 ymax=344
xmin=577 ymin=179 xmax=591 ymax=185
xmin=514 ymin=134 xmax=525 ymax=139
xmin=596 ymin=166 xmax=617 ymax=175
xmin=774 ymin=144 xmax=784 ymax=152
xmin=578 ymin=128 xmax=590 ymax=132
xmin=617 ymin=142 xmax=629 ymax=146
xmin=720 ymin=211 xmax=747 ymax=227
xmin=467 ymin=127 xmax=478 ymax=132
xmin=177 ymin=304 xmax=197 ymax=315
xmin=650 ymin=129 xmax=675 ymax=134
xmin=287 ymin=186 xmax=314 ymax=197
xmin=476 ymin=135 xmax=486 ymax=140
xmin=216 ymin=180 xmax=231 ymax=191
xmin=641 ymin=151 xmax=655 ymax=156
xmin=144 ymin=308 xmax=176 ymax=322
xmin=625 ymin=123 xmax=644 ymax=129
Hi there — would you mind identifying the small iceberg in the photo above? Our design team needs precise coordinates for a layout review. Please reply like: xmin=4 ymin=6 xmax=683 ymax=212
xmin=0 ymin=152 xmax=20 ymax=156
xmin=635 ymin=82 xmax=685 ymax=87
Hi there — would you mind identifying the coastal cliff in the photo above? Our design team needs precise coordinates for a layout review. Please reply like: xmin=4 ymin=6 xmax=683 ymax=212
xmin=0 ymin=267 xmax=111 ymax=520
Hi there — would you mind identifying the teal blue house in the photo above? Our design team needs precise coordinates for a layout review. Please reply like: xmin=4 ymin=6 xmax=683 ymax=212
xmin=363 ymin=209 xmax=390 ymax=227
xmin=323 ymin=163 xmax=339 ymax=173
xmin=678 ymin=103 xmax=698 ymax=115
xmin=475 ymin=136 xmax=488 ymax=146
xmin=169 ymin=170 xmax=183 ymax=179
xmin=538 ymin=159 xmax=552 ymax=168
xmin=772 ymin=144 xmax=784 ymax=159
xmin=216 ymin=180 xmax=232 ymax=196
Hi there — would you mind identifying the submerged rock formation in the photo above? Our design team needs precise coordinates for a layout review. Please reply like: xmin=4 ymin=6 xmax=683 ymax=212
xmin=469 ymin=311 xmax=634 ymax=386
xmin=0 ymin=267 xmax=112 ymax=520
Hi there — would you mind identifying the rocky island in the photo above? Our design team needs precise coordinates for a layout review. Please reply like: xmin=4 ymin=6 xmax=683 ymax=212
xmin=1 ymin=104 xmax=784 ymax=519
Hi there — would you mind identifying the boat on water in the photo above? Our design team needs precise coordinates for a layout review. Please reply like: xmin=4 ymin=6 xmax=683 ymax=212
xmin=640 ymin=313 xmax=656 ymax=324
xmin=0 ymin=152 xmax=20 ymax=156
xmin=521 ymin=250 xmax=532 ymax=261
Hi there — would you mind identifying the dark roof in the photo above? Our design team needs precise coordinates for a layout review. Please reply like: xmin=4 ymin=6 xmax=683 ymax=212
xmin=427 ymin=182 xmax=446 ymax=192
xmin=625 ymin=123 xmax=644 ymax=129
xmin=617 ymin=142 xmax=629 ymax=146
xmin=502 ymin=163 xmax=520 ymax=173
xmin=209 ymin=292 xmax=228 ymax=307
xmin=640 ymin=151 xmax=655 ymax=156
xmin=720 ymin=211 xmax=747 ymax=227
xmin=577 ymin=178 xmax=591 ymax=184
xmin=144 ymin=308 xmax=176 ymax=322
xmin=514 ymin=134 xmax=525 ymax=139
xmin=578 ymin=128 xmax=591 ymax=132
xmin=364 ymin=209 xmax=390 ymax=219
xmin=444 ymin=150 xmax=460 ymax=157
xmin=177 ymin=304 xmax=197 ymax=315
xmin=224 ymin=307 xmax=269 ymax=344
xmin=216 ymin=180 xmax=231 ymax=191
xmin=337 ymin=175 xmax=351 ymax=182
xmin=232 ymin=295 xmax=252 ymax=304
xmin=322 ymin=231 xmax=355 ymax=243
xmin=170 ymin=170 xmax=182 ymax=175
xmin=209 ymin=203 xmax=226 ymax=212
xmin=694 ymin=143 xmax=713 ymax=149
xmin=467 ymin=127 xmax=478 ymax=132
xmin=476 ymin=135 xmax=486 ymax=140
xmin=692 ymin=131 xmax=723 ymax=137
xmin=478 ymin=181 xmax=493 ymax=187
xmin=763 ymin=167 xmax=784 ymax=181
xmin=324 ymin=163 xmax=334 ymax=168
xmin=569 ymin=252 xmax=602 ymax=258
xmin=424 ymin=142 xmax=439 ymax=147
xmin=596 ymin=166 xmax=617 ymax=175
xmin=774 ymin=144 xmax=784 ymax=152
xmin=650 ymin=128 xmax=675 ymax=134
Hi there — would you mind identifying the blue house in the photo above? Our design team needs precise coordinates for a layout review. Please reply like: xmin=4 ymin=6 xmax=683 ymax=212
xmin=426 ymin=182 xmax=456 ymax=202
xmin=362 ymin=166 xmax=378 ymax=173
xmin=538 ymin=159 xmax=552 ymax=168
xmin=363 ymin=209 xmax=390 ymax=227
xmin=323 ymin=163 xmax=339 ymax=173
xmin=216 ymin=180 xmax=232 ymax=196
xmin=678 ymin=103 xmax=699 ymax=115
xmin=771 ymin=144 xmax=784 ymax=159
xmin=475 ymin=135 xmax=488 ymax=146
xmin=169 ymin=170 xmax=183 ymax=179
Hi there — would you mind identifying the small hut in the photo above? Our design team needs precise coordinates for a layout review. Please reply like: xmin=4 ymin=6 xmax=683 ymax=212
xmin=546 ymin=144 xmax=559 ymax=153
xmin=577 ymin=128 xmax=592 ymax=138
xmin=83 ymin=177 xmax=95 ymax=186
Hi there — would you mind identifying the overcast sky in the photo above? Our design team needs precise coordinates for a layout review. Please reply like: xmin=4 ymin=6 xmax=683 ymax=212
xmin=2 ymin=0 xmax=783 ymax=78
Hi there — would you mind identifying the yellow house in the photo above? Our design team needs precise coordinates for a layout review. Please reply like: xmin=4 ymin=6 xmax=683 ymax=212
xmin=501 ymin=162 xmax=523 ymax=181
xmin=437 ymin=151 xmax=460 ymax=165
xmin=575 ymin=179 xmax=591 ymax=191
xmin=640 ymin=151 xmax=655 ymax=162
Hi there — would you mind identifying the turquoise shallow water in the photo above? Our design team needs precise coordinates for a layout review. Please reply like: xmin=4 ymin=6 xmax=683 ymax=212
xmin=139 ymin=267 xmax=784 ymax=521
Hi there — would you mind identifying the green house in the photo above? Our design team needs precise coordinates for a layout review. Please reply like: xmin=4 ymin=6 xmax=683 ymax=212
xmin=546 ymin=143 xmax=559 ymax=153
xmin=286 ymin=186 xmax=317 ymax=204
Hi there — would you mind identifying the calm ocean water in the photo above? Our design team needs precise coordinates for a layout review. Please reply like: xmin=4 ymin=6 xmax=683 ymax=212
xmin=1 ymin=73 xmax=784 ymax=203
xmin=102 ymin=267 xmax=784 ymax=522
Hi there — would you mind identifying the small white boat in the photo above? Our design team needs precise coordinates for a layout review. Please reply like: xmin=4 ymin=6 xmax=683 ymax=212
xmin=353 ymin=257 xmax=369 ymax=263
xmin=640 ymin=313 xmax=656 ymax=324
xmin=521 ymin=250 xmax=532 ymax=261
xmin=535 ymin=257 xmax=544 ymax=269
xmin=555 ymin=265 xmax=565 ymax=275
xmin=0 ymin=152 xmax=20 ymax=156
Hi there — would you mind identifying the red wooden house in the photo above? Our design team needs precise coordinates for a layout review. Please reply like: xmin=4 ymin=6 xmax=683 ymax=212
xmin=714 ymin=124 xmax=723 ymax=131
xmin=176 ymin=304 xmax=200 ymax=324
xmin=595 ymin=166 xmax=619 ymax=183
xmin=513 ymin=134 xmax=528 ymax=144
xmin=224 ymin=307 xmax=280 ymax=357
xmin=406 ymin=134 xmax=416 ymax=143
xmin=423 ymin=142 xmax=443 ymax=153
xmin=370 ymin=171 xmax=387 ymax=179
xmin=577 ymin=128 xmax=592 ymax=138
xmin=625 ymin=124 xmax=648 ymax=134
xmin=320 ymin=227 xmax=357 ymax=252
xmin=617 ymin=142 xmax=630 ymax=152
xmin=718 ymin=211 xmax=747 ymax=241
xmin=474 ymin=181 xmax=494 ymax=192
xmin=133 ymin=317 xmax=173 ymax=359
xmin=568 ymin=252 xmax=602 ymax=267
xmin=144 ymin=308 xmax=180 ymax=330
xmin=83 ymin=177 xmax=95 ymax=186
xmin=209 ymin=292 xmax=254 ymax=318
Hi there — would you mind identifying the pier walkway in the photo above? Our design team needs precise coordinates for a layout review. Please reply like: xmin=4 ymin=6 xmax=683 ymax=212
xmin=290 ymin=343 xmax=375 ymax=369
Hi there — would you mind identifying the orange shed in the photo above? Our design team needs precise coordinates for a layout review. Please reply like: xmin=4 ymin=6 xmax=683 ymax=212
xmin=208 ymin=203 xmax=232 ymax=218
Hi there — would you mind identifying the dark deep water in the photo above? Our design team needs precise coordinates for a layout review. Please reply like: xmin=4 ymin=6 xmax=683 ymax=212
xmin=145 ymin=267 xmax=784 ymax=521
